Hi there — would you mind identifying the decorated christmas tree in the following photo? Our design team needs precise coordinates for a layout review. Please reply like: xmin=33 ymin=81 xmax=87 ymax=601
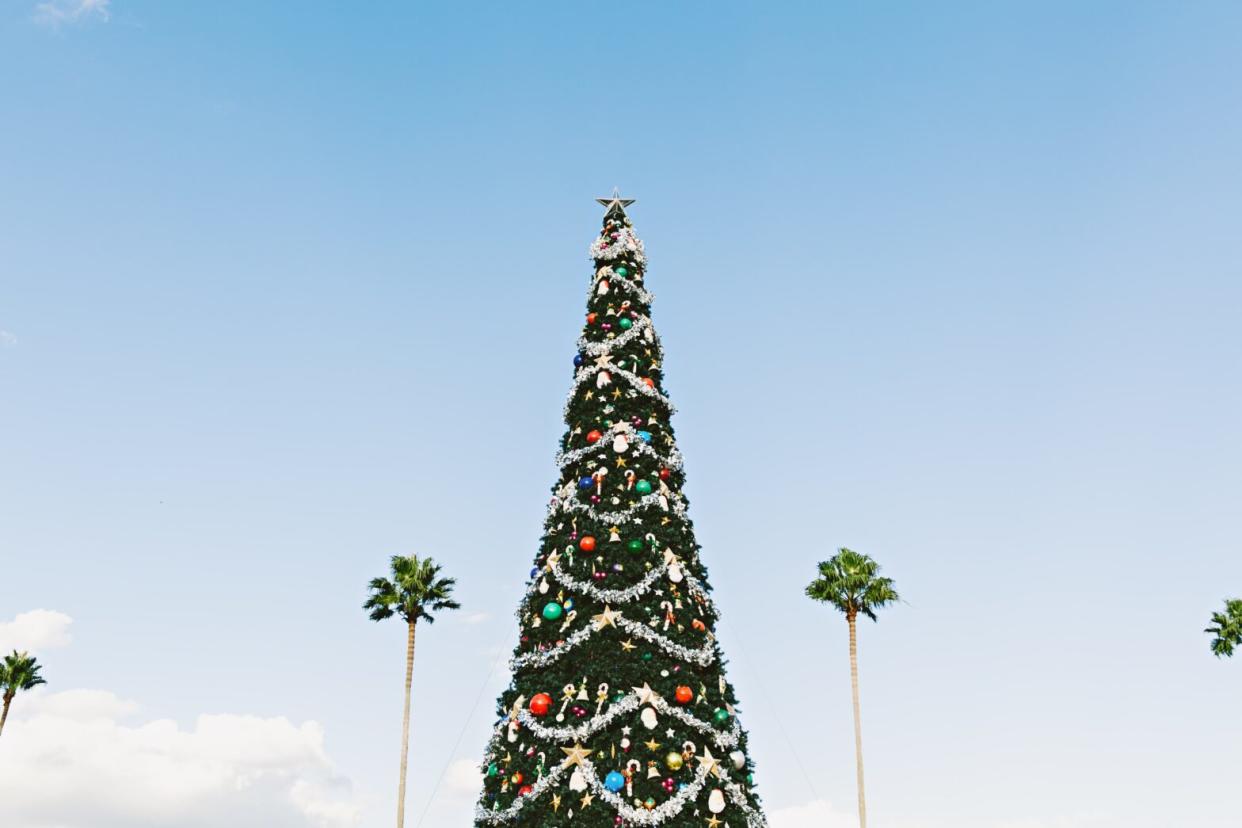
xmin=474 ymin=195 xmax=767 ymax=828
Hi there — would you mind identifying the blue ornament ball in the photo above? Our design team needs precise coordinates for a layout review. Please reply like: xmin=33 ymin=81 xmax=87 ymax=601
xmin=637 ymin=430 xmax=652 ymax=443
xmin=604 ymin=771 xmax=625 ymax=792
xmin=579 ymin=476 xmax=594 ymax=490
xmin=530 ymin=567 xmax=539 ymax=579
xmin=574 ymin=354 xmax=585 ymax=367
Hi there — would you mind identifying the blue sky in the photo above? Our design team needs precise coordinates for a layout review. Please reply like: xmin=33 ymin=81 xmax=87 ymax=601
xmin=1 ymin=2 xmax=1240 ymax=827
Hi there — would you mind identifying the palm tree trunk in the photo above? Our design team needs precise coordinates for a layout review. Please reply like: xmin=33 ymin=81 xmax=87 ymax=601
xmin=397 ymin=620 xmax=417 ymax=828
xmin=848 ymin=612 xmax=867 ymax=828
xmin=0 ymin=693 xmax=12 ymax=740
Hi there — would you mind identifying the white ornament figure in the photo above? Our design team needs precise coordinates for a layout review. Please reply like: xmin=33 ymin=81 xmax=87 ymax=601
xmin=612 ymin=433 xmax=629 ymax=453
xmin=708 ymin=788 xmax=727 ymax=814
xmin=597 ymin=370 xmax=612 ymax=389
xmin=640 ymin=706 xmax=659 ymax=730
xmin=730 ymin=750 xmax=746 ymax=770
xmin=597 ymin=278 xmax=610 ymax=296
xmin=569 ymin=767 xmax=587 ymax=792
xmin=664 ymin=548 xmax=684 ymax=583
xmin=643 ymin=326 xmax=655 ymax=343
xmin=506 ymin=720 xmax=519 ymax=743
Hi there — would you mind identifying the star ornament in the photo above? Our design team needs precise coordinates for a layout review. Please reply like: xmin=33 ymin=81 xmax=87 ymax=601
xmin=593 ymin=606 xmax=621 ymax=629
xmin=596 ymin=190 xmax=636 ymax=215
xmin=561 ymin=742 xmax=592 ymax=767
xmin=697 ymin=746 xmax=723 ymax=778
xmin=632 ymin=683 xmax=659 ymax=705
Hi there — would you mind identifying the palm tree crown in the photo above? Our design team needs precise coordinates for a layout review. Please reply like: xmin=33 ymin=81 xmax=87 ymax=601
xmin=2 ymin=650 xmax=46 ymax=696
xmin=806 ymin=547 xmax=900 ymax=620
xmin=365 ymin=554 xmax=461 ymax=625
xmin=1205 ymin=598 xmax=1242 ymax=658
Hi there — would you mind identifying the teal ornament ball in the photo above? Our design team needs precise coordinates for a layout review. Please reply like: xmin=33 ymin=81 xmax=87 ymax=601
xmin=626 ymin=538 xmax=643 ymax=553
xmin=619 ymin=317 xmax=633 ymax=330
xmin=542 ymin=602 xmax=564 ymax=621
xmin=487 ymin=764 xmax=498 ymax=778
xmin=641 ymin=651 xmax=653 ymax=661
xmin=713 ymin=707 xmax=730 ymax=724
xmin=615 ymin=266 xmax=628 ymax=278
xmin=635 ymin=479 xmax=653 ymax=495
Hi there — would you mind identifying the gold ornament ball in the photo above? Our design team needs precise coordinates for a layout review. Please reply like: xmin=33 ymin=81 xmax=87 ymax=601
xmin=665 ymin=751 xmax=684 ymax=771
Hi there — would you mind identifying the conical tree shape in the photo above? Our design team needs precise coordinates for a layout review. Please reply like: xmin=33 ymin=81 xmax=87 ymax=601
xmin=474 ymin=198 xmax=766 ymax=827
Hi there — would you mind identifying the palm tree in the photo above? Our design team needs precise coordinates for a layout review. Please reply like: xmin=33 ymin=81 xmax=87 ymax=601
xmin=806 ymin=548 xmax=900 ymax=828
xmin=365 ymin=555 xmax=460 ymax=828
xmin=1205 ymin=598 xmax=1242 ymax=658
xmin=0 ymin=650 xmax=47 ymax=739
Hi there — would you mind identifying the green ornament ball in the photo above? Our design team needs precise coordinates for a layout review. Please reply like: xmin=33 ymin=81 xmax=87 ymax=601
xmin=747 ymin=772 xmax=755 ymax=785
xmin=616 ymin=266 xmax=629 ymax=277
xmin=542 ymin=602 xmax=564 ymax=621
xmin=641 ymin=651 xmax=653 ymax=662
xmin=713 ymin=707 xmax=730 ymax=724
xmin=619 ymin=317 xmax=633 ymax=330
xmin=626 ymin=538 xmax=644 ymax=553
xmin=635 ymin=480 xmax=653 ymax=495
xmin=487 ymin=763 xmax=498 ymax=778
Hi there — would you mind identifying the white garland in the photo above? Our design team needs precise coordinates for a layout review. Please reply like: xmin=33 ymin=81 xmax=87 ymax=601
xmin=593 ymin=268 xmax=654 ymax=305
xmin=577 ymin=314 xmax=653 ymax=355
xmin=555 ymin=423 xmax=683 ymax=471
xmin=536 ymin=558 xmax=668 ymax=604
xmin=474 ymin=761 xmax=568 ymax=824
xmin=551 ymin=491 xmax=688 ymax=526
xmin=473 ymin=743 xmax=766 ymax=828
xmin=580 ymin=756 xmax=712 ymax=825
xmin=564 ymin=363 xmax=675 ymax=416
xmin=589 ymin=227 xmax=646 ymax=264
xmin=510 ymin=687 xmax=743 ymax=749
xmin=617 ymin=616 xmax=716 ymax=666
xmin=511 ymin=612 xmax=716 ymax=671
xmin=534 ymin=556 xmax=713 ymax=611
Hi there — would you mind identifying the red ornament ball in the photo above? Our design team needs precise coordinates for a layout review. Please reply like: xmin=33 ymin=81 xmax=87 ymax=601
xmin=642 ymin=377 xmax=655 ymax=388
xmin=580 ymin=535 xmax=597 ymax=552
xmin=674 ymin=686 xmax=694 ymax=705
xmin=587 ymin=312 xmax=598 ymax=325
xmin=586 ymin=430 xmax=603 ymax=444
xmin=519 ymin=785 xmax=533 ymax=796
xmin=659 ymin=468 xmax=671 ymax=481
xmin=529 ymin=693 xmax=552 ymax=717
xmin=511 ymin=772 xmax=524 ymax=785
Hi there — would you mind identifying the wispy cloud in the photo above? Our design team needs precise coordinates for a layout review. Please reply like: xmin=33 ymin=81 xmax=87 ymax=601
xmin=0 ymin=330 xmax=15 ymax=347
xmin=32 ymin=0 xmax=110 ymax=28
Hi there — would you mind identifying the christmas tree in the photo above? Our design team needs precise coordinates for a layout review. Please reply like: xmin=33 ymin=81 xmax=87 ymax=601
xmin=474 ymin=195 xmax=767 ymax=828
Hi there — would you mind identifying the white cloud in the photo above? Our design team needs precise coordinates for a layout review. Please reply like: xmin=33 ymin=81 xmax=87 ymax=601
xmin=0 ymin=609 xmax=73 ymax=653
xmin=32 ymin=0 xmax=110 ymax=27
xmin=460 ymin=612 xmax=492 ymax=625
xmin=0 ymin=608 xmax=361 ymax=828
xmin=769 ymin=798 xmax=859 ymax=828
xmin=0 ymin=689 xmax=361 ymax=828
xmin=0 ymin=330 xmax=16 ymax=346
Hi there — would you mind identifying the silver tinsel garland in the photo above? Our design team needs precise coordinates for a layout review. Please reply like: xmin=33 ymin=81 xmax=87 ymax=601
xmin=510 ymin=612 xmax=716 ymax=671
xmin=589 ymin=228 xmax=646 ymax=264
